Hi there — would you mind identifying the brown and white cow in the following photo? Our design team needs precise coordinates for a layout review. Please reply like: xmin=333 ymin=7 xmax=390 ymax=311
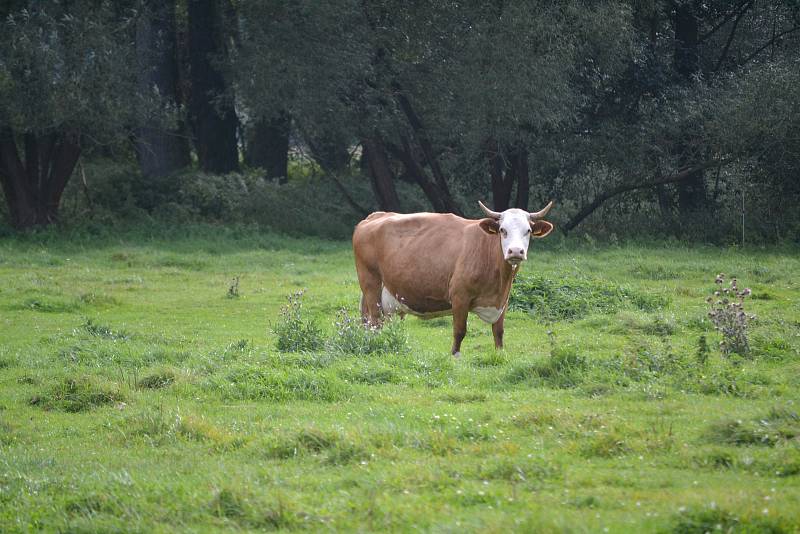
xmin=352 ymin=201 xmax=554 ymax=356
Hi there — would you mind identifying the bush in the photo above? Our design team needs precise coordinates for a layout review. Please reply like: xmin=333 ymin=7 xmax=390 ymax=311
xmin=272 ymin=290 xmax=324 ymax=353
xmin=326 ymin=308 xmax=409 ymax=356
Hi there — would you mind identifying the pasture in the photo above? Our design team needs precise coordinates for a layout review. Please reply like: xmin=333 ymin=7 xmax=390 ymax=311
xmin=0 ymin=226 xmax=799 ymax=532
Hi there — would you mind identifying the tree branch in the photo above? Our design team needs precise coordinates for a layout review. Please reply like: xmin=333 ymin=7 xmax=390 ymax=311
xmin=713 ymin=0 xmax=753 ymax=72
xmin=563 ymin=160 xmax=727 ymax=233
xmin=699 ymin=0 xmax=752 ymax=43
xmin=741 ymin=25 xmax=800 ymax=65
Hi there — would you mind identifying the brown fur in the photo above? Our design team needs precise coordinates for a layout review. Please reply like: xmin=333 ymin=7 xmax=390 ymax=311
xmin=352 ymin=211 xmax=528 ymax=355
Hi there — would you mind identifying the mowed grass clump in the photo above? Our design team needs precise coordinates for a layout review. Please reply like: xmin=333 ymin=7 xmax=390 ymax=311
xmin=666 ymin=506 xmax=791 ymax=534
xmin=207 ymin=364 xmax=351 ymax=402
xmin=265 ymin=427 xmax=370 ymax=465
xmin=705 ymin=407 xmax=800 ymax=447
xmin=505 ymin=345 xmax=588 ymax=388
xmin=29 ymin=375 xmax=124 ymax=412
xmin=209 ymin=487 xmax=304 ymax=530
xmin=120 ymin=409 xmax=246 ymax=450
xmin=510 ymin=272 xmax=668 ymax=321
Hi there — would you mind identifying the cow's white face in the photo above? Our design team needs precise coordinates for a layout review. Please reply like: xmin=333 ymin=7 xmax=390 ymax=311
xmin=498 ymin=209 xmax=532 ymax=265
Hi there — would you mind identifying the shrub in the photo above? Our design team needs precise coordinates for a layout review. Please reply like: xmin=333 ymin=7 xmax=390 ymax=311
xmin=707 ymin=273 xmax=755 ymax=356
xmin=272 ymin=290 xmax=324 ymax=352
xmin=327 ymin=308 xmax=408 ymax=355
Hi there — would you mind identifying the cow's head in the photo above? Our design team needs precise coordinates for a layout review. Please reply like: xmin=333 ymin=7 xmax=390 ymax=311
xmin=478 ymin=200 xmax=554 ymax=266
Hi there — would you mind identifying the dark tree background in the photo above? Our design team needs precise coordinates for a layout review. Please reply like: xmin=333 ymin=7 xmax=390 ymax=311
xmin=1 ymin=0 xmax=798 ymax=240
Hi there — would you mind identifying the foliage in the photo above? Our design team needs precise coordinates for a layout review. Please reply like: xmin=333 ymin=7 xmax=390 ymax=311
xmin=0 ymin=3 xmax=144 ymax=136
xmin=509 ymin=273 xmax=667 ymax=321
xmin=272 ymin=290 xmax=324 ymax=353
xmin=707 ymin=273 xmax=755 ymax=356
xmin=327 ymin=308 xmax=409 ymax=356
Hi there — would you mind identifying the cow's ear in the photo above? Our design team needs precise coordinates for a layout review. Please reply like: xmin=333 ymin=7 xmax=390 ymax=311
xmin=479 ymin=218 xmax=500 ymax=234
xmin=530 ymin=220 xmax=554 ymax=238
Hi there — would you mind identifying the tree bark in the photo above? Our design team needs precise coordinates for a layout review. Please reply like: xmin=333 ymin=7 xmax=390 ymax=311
xmin=362 ymin=137 xmax=400 ymax=212
xmin=0 ymin=128 xmax=81 ymax=228
xmin=245 ymin=114 xmax=290 ymax=183
xmin=135 ymin=0 xmax=191 ymax=178
xmin=673 ymin=1 xmax=709 ymax=214
xmin=187 ymin=0 xmax=239 ymax=174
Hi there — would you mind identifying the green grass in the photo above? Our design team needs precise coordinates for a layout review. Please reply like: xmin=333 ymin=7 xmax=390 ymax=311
xmin=1 ymin=225 xmax=799 ymax=531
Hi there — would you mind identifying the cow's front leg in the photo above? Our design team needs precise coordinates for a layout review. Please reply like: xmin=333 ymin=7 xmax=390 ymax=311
xmin=492 ymin=310 xmax=506 ymax=349
xmin=451 ymin=303 xmax=469 ymax=357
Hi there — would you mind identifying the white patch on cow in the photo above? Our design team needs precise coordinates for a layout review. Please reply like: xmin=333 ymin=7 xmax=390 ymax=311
xmin=498 ymin=208 xmax=532 ymax=264
xmin=473 ymin=306 xmax=504 ymax=324
xmin=381 ymin=286 xmax=452 ymax=319
xmin=381 ymin=287 xmax=410 ymax=316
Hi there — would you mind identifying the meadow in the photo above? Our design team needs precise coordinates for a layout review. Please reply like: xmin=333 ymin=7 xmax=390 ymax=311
xmin=0 ymin=225 xmax=799 ymax=532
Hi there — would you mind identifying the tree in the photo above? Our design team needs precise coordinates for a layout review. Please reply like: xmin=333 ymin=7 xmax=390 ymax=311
xmin=244 ymin=114 xmax=290 ymax=183
xmin=187 ymin=0 xmax=239 ymax=174
xmin=0 ymin=3 xmax=140 ymax=228
xmin=135 ymin=0 xmax=191 ymax=179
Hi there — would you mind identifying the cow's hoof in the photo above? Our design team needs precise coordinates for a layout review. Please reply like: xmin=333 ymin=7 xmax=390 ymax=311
xmin=453 ymin=351 xmax=461 ymax=359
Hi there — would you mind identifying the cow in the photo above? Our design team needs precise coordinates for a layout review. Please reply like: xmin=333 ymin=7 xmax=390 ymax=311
xmin=352 ymin=200 xmax=554 ymax=356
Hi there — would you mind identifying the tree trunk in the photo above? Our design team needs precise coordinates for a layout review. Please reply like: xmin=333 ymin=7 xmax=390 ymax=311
xmin=486 ymin=139 xmax=514 ymax=211
xmin=511 ymin=147 xmax=530 ymax=210
xmin=362 ymin=137 xmax=400 ymax=212
xmin=0 ymin=128 xmax=80 ymax=228
xmin=187 ymin=0 xmax=239 ymax=174
xmin=393 ymin=87 xmax=461 ymax=214
xmin=386 ymin=137 xmax=450 ymax=213
xmin=135 ymin=0 xmax=191 ymax=178
xmin=301 ymin=125 xmax=351 ymax=175
xmin=245 ymin=115 xmax=290 ymax=183
xmin=673 ymin=1 xmax=708 ymax=213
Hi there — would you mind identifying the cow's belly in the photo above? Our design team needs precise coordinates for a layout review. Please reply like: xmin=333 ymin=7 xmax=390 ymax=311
xmin=381 ymin=287 xmax=451 ymax=319
xmin=381 ymin=287 xmax=504 ymax=324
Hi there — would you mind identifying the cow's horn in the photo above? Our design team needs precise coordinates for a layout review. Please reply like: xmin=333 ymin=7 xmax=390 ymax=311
xmin=478 ymin=200 xmax=501 ymax=219
xmin=529 ymin=201 xmax=554 ymax=220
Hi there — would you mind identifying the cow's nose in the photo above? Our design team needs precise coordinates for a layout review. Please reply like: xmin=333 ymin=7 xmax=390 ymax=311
xmin=507 ymin=247 xmax=525 ymax=259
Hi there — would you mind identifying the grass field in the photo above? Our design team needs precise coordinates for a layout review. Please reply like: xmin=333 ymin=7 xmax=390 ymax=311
xmin=1 ymin=225 xmax=799 ymax=532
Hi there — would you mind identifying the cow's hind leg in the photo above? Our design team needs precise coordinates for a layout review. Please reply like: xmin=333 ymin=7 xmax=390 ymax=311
xmin=356 ymin=268 xmax=383 ymax=327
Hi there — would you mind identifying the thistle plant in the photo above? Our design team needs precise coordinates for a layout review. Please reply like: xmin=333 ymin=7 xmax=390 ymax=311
xmin=273 ymin=290 xmax=323 ymax=352
xmin=707 ymin=273 xmax=755 ymax=356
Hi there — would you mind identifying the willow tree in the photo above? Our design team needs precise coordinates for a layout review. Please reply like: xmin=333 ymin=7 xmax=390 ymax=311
xmin=0 ymin=3 xmax=140 ymax=228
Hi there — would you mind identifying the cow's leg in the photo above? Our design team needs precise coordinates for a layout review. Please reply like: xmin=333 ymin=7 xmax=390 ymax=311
xmin=356 ymin=269 xmax=383 ymax=326
xmin=451 ymin=302 xmax=469 ymax=357
xmin=492 ymin=310 xmax=506 ymax=349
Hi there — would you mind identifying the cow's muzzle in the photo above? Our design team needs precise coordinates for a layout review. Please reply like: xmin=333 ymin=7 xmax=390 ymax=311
xmin=506 ymin=248 xmax=526 ymax=265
